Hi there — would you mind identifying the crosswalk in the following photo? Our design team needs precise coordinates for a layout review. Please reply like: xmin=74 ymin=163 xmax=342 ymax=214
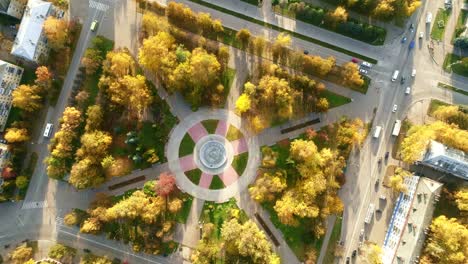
xmin=89 ymin=0 xmax=109 ymax=12
xmin=56 ymin=216 xmax=64 ymax=226
xmin=21 ymin=200 xmax=48 ymax=209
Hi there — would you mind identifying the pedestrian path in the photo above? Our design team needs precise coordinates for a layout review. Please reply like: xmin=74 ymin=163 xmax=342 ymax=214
xmin=22 ymin=201 xmax=48 ymax=210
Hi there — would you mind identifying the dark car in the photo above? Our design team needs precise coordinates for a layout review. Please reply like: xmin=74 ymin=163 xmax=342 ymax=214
xmin=303 ymin=50 xmax=309 ymax=55
xmin=409 ymin=23 xmax=414 ymax=30
xmin=400 ymin=76 xmax=406 ymax=84
xmin=409 ymin=40 xmax=415 ymax=50
xmin=346 ymin=257 xmax=350 ymax=264
xmin=401 ymin=37 xmax=407 ymax=43
xmin=385 ymin=152 xmax=390 ymax=159
xmin=352 ymin=250 xmax=357 ymax=257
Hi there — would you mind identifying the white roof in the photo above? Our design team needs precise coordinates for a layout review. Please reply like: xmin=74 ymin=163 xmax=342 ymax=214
xmin=422 ymin=140 xmax=468 ymax=180
xmin=11 ymin=0 xmax=51 ymax=61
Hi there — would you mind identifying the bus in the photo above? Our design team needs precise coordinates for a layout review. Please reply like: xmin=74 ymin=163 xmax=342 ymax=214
xmin=392 ymin=120 xmax=402 ymax=136
xmin=391 ymin=70 xmax=399 ymax=82
xmin=43 ymin=123 xmax=53 ymax=138
xmin=364 ymin=203 xmax=375 ymax=224
xmin=90 ymin=20 xmax=98 ymax=32
xmin=373 ymin=126 xmax=382 ymax=139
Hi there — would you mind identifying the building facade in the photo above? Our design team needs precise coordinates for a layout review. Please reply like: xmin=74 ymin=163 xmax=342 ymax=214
xmin=11 ymin=0 xmax=52 ymax=63
xmin=419 ymin=140 xmax=468 ymax=180
xmin=0 ymin=60 xmax=23 ymax=131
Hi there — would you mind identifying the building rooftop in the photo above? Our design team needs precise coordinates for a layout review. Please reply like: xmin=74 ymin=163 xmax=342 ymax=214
xmin=421 ymin=140 xmax=468 ymax=180
xmin=382 ymin=176 xmax=443 ymax=264
xmin=11 ymin=0 xmax=51 ymax=61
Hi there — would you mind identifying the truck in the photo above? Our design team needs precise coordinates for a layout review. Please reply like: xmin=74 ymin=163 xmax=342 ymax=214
xmin=373 ymin=126 xmax=382 ymax=138
xmin=426 ymin=12 xmax=432 ymax=24
xmin=364 ymin=203 xmax=375 ymax=224
xmin=392 ymin=70 xmax=399 ymax=82
xmin=392 ymin=120 xmax=402 ymax=136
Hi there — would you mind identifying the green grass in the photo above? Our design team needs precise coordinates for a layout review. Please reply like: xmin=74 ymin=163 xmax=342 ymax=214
xmin=431 ymin=8 xmax=451 ymax=41
xmin=262 ymin=202 xmax=323 ymax=261
xmin=428 ymin=99 xmax=451 ymax=116
xmin=201 ymin=119 xmax=219 ymax=134
xmin=186 ymin=0 xmax=378 ymax=63
xmin=138 ymin=122 xmax=159 ymax=149
xmin=201 ymin=198 xmax=249 ymax=239
xmin=185 ymin=168 xmax=202 ymax=185
xmin=240 ymin=0 xmax=259 ymax=5
xmin=443 ymin=53 xmax=461 ymax=71
xmin=226 ymin=125 xmax=243 ymax=141
xmin=0 ymin=13 xmax=20 ymax=25
xmin=323 ymin=216 xmax=343 ymax=264
xmin=221 ymin=67 xmax=236 ymax=101
xmin=176 ymin=195 xmax=193 ymax=223
xmin=452 ymin=10 xmax=468 ymax=42
xmin=179 ymin=133 xmax=195 ymax=156
xmin=5 ymin=107 xmax=22 ymax=128
xmin=321 ymin=90 xmax=352 ymax=108
xmin=433 ymin=183 xmax=460 ymax=218
xmin=437 ymin=82 xmax=468 ymax=96
xmin=209 ymin=175 xmax=225 ymax=189
xmin=231 ymin=152 xmax=249 ymax=176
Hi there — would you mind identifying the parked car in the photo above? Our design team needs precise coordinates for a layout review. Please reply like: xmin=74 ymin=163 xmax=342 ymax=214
xmin=359 ymin=68 xmax=368 ymax=75
xmin=392 ymin=104 xmax=398 ymax=113
xmin=359 ymin=229 xmax=365 ymax=241
xmin=409 ymin=23 xmax=414 ymax=31
xmin=401 ymin=37 xmax=407 ymax=43
xmin=419 ymin=32 xmax=424 ymax=39
xmin=411 ymin=69 xmax=416 ymax=77
xmin=400 ymin=76 xmax=406 ymax=84
xmin=351 ymin=58 xmax=359 ymax=63
xmin=385 ymin=152 xmax=389 ymax=159
xmin=409 ymin=40 xmax=415 ymax=50
xmin=361 ymin=61 xmax=372 ymax=68
xmin=303 ymin=50 xmax=309 ymax=55
xmin=352 ymin=250 xmax=357 ymax=257
xmin=405 ymin=87 xmax=411 ymax=95
xmin=346 ymin=257 xmax=350 ymax=264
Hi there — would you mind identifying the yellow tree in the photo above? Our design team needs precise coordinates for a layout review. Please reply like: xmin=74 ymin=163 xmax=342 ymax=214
xmin=69 ymin=157 xmax=105 ymax=189
xmin=43 ymin=16 xmax=69 ymax=50
xmin=272 ymin=33 xmax=291 ymax=62
xmin=190 ymin=47 xmax=221 ymax=88
xmin=235 ymin=93 xmax=251 ymax=114
xmin=112 ymin=75 xmax=153 ymax=119
xmin=326 ymin=6 xmax=348 ymax=26
xmin=104 ymin=50 xmax=135 ymax=78
xmin=362 ymin=243 xmax=383 ymax=264
xmin=12 ymin=84 xmax=43 ymax=112
xmin=249 ymin=171 xmax=287 ymax=202
xmin=252 ymin=36 xmax=266 ymax=56
xmin=372 ymin=0 xmax=395 ymax=20
xmin=142 ymin=11 xmax=161 ymax=36
xmin=236 ymin=28 xmax=251 ymax=48
xmin=4 ymin=127 xmax=29 ymax=143
xmin=316 ymin=97 xmax=330 ymax=112
xmin=35 ymin=66 xmax=53 ymax=90
xmin=84 ymin=105 xmax=103 ymax=132
xmin=76 ymin=130 xmax=113 ymax=163
xmin=10 ymin=244 xmax=33 ymax=264
xmin=81 ymin=48 xmax=103 ymax=75
xmin=423 ymin=215 xmax=468 ymax=264
xmin=341 ymin=62 xmax=364 ymax=87
xmin=138 ymin=32 xmax=177 ymax=84
xmin=388 ymin=167 xmax=411 ymax=193
xmin=400 ymin=125 xmax=435 ymax=163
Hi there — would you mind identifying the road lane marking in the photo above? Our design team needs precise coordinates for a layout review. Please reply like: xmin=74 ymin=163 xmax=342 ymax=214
xmin=21 ymin=200 xmax=48 ymax=209
xmin=89 ymin=0 xmax=109 ymax=11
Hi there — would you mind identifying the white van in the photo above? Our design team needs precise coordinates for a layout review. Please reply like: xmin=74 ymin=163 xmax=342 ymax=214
xmin=426 ymin=12 xmax=432 ymax=24
xmin=392 ymin=70 xmax=399 ymax=82
xmin=373 ymin=126 xmax=382 ymax=138
xmin=411 ymin=69 xmax=416 ymax=77
xmin=43 ymin=123 xmax=53 ymax=138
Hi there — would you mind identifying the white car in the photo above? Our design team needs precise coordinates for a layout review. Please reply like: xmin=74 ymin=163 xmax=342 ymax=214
xmin=411 ymin=69 xmax=416 ymax=77
xmin=361 ymin=61 xmax=372 ymax=68
xmin=405 ymin=87 xmax=411 ymax=95
xmin=359 ymin=68 xmax=368 ymax=75
xmin=419 ymin=32 xmax=424 ymax=39
xmin=392 ymin=104 xmax=398 ymax=112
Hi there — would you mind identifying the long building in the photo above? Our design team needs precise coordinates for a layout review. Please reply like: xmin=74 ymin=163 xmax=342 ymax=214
xmin=11 ymin=0 xmax=52 ymax=62
xmin=0 ymin=60 xmax=23 ymax=131
xmin=382 ymin=176 xmax=443 ymax=264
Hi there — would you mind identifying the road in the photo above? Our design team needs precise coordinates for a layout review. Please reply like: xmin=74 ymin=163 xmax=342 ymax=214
xmin=1 ymin=0 xmax=467 ymax=263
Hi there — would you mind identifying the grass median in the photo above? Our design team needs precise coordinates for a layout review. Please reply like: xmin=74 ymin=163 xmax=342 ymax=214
xmin=187 ymin=0 xmax=378 ymax=64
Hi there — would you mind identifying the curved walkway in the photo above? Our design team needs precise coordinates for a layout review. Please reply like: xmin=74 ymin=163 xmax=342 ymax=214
xmin=167 ymin=108 xmax=260 ymax=202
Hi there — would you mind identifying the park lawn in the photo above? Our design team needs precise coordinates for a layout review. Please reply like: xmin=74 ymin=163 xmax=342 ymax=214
xmin=202 ymin=119 xmax=219 ymax=134
xmin=226 ymin=125 xmax=243 ymax=141
xmin=442 ymin=53 xmax=462 ymax=72
xmin=185 ymin=168 xmax=202 ymax=185
xmin=221 ymin=68 xmax=236 ymax=101
xmin=322 ymin=216 xmax=343 ymax=264
xmin=451 ymin=60 xmax=468 ymax=77
xmin=176 ymin=195 xmax=194 ymax=223
xmin=452 ymin=10 xmax=468 ymax=41
xmin=437 ymin=82 xmax=468 ymax=96
xmin=321 ymin=90 xmax=352 ymax=108
xmin=179 ymin=133 xmax=195 ymax=156
xmin=231 ymin=152 xmax=249 ymax=176
xmin=209 ymin=175 xmax=225 ymax=190
xmin=201 ymin=198 xmax=249 ymax=239
xmin=262 ymin=202 xmax=323 ymax=261
xmin=427 ymin=99 xmax=451 ymax=116
xmin=431 ymin=8 xmax=451 ymax=41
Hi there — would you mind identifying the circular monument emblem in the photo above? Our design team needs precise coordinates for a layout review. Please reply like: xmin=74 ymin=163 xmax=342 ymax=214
xmin=199 ymin=140 xmax=227 ymax=169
